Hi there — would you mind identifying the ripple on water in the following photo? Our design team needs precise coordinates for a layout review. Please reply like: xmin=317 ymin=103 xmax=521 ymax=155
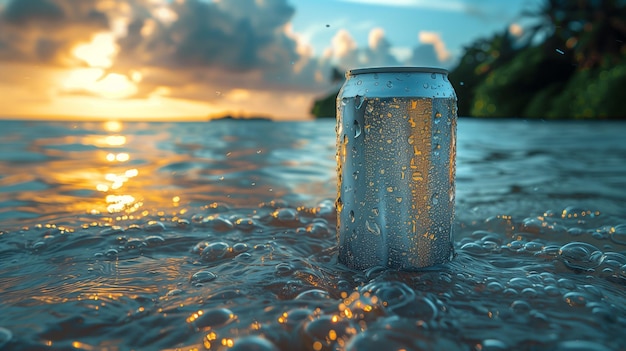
xmin=2 ymin=200 xmax=626 ymax=351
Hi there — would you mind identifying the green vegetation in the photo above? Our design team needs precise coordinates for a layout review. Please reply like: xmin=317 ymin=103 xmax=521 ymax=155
xmin=311 ymin=0 xmax=626 ymax=119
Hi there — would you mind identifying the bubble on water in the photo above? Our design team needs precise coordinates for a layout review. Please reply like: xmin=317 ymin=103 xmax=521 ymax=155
xmin=300 ymin=315 xmax=357 ymax=351
xmin=191 ymin=270 xmax=217 ymax=284
xmin=199 ymin=215 xmax=234 ymax=231
xmin=305 ymin=222 xmax=330 ymax=237
xmin=345 ymin=330 xmax=411 ymax=351
xmin=507 ymin=277 xmax=532 ymax=289
xmin=144 ymin=220 xmax=166 ymax=232
xmin=295 ymin=289 xmax=330 ymax=300
xmin=275 ymin=263 xmax=294 ymax=276
xmin=230 ymin=336 xmax=279 ymax=351
xmin=0 ymin=327 xmax=12 ymax=349
xmin=478 ymin=339 xmax=509 ymax=351
xmin=510 ymin=300 xmax=531 ymax=313
xmin=561 ymin=206 xmax=598 ymax=219
xmin=187 ymin=308 xmax=236 ymax=331
xmin=166 ymin=288 xmax=183 ymax=296
xmin=353 ymin=120 xmax=362 ymax=138
xmin=559 ymin=242 xmax=605 ymax=271
xmin=104 ymin=248 xmax=118 ymax=260
xmin=200 ymin=241 xmax=233 ymax=262
xmin=100 ymin=226 xmax=124 ymax=236
xmin=356 ymin=79 xmax=362 ymax=85
xmin=554 ymin=340 xmax=614 ymax=351
xmin=460 ymin=242 xmax=489 ymax=256
xmin=271 ymin=208 xmax=299 ymax=224
xmin=609 ymin=224 xmax=626 ymax=245
xmin=486 ymin=281 xmax=504 ymax=292
xmin=431 ymin=73 xmax=437 ymax=79
xmin=145 ymin=235 xmax=165 ymax=247
xmin=204 ymin=201 xmax=231 ymax=214
xmin=567 ymin=227 xmax=586 ymax=236
xmin=235 ymin=217 xmax=261 ymax=231
xmin=125 ymin=238 xmax=146 ymax=250
xmin=423 ymin=83 xmax=429 ymax=89
xmin=386 ymin=81 xmax=393 ymax=88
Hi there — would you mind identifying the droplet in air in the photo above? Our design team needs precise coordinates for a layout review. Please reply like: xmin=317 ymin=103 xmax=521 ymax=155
xmin=341 ymin=97 xmax=348 ymax=106
xmin=386 ymin=81 xmax=393 ymax=88
xmin=366 ymin=103 xmax=374 ymax=113
xmin=423 ymin=83 xmax=429 ymax=89
xmin=349 ymin=210 xmax=355 ymax=222
xmin=431 ymin=73 xmax=437 ymax=79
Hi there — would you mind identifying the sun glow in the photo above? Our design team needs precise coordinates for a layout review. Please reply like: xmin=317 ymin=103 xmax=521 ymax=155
xmin=73 ymin=33 xmax=118 ymax=68
xmin=64 ymin=32 xmax=139 ymax=99
xmin=61 ymin=68 xmax=138 ymax=99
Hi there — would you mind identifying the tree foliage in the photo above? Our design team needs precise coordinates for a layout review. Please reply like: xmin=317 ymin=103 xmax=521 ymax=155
xmin=451 ymin=0 xmax=626 ymax=119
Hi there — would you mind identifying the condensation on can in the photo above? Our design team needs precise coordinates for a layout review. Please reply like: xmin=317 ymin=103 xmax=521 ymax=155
xmin=336 ymin=66 xmax=457 ymax=270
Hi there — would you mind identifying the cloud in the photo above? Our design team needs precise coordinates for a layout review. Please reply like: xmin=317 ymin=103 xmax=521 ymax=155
xmin=324 ymin=27 xmax=400 ymax=69
xmin=417 ymin=31 xmax=450 ymax=62
xmin=323 ymin=27 xmax=450 ymax=70
xmin=337 ymin=0 xmax=468 ymax=12
xmin=103 ymin=0 xmax=332 ymax=102
xmin=0 ymin=0 xmax=110 ymax=65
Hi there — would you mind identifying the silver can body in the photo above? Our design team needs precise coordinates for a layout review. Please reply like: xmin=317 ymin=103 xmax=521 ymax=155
xmin=336 ymin=67 xmax=457 ymax=270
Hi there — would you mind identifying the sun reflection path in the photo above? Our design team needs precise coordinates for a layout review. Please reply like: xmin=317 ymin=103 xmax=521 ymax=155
xmin=91 ymin=121 xmax=145 ymax=215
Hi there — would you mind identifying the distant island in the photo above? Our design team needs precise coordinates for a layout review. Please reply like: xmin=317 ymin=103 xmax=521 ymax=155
xmin=311 ymin=0 xmax=626 ymax=120
xmin=209 ymin=114 xmax=272 ymax=121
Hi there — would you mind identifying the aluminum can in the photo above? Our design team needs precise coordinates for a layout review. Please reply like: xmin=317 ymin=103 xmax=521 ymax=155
xmin=336 ymin=66 xmax=457 ymax=270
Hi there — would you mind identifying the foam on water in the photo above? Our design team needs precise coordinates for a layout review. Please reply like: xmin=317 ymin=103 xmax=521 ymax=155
xmin=0 ymin=120 xmax=625 ymax=350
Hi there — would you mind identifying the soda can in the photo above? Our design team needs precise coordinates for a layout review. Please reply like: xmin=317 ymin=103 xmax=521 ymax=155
xmin=336 ymin=66 xmax=457 ymax=270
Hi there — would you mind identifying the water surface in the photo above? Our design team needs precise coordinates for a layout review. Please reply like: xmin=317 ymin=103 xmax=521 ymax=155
xmin=0 ymin=119 xmax=625 ymax=350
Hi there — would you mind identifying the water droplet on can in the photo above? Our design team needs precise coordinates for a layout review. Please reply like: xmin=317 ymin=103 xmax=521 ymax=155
xmin=354 ymin=120 xmax=362 ymax=138
xmin=431 ymin=193 xmax=439 ymax=205
xmin=366 ymin=220 xmax=381 ymax=235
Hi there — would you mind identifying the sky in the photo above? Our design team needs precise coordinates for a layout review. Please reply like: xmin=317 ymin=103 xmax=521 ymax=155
xmin=0 ymin=0 xmax=533 ymax=121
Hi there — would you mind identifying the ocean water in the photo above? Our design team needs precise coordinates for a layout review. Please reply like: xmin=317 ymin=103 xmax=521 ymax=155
xmin=0 ymin=119 xmax=625 ymax=351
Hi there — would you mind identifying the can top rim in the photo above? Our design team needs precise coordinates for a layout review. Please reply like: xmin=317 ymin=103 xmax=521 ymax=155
xmin=347 ymin=66 xmax=448 ymax=76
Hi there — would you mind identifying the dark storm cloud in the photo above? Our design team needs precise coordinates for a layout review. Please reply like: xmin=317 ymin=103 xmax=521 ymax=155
xmin=117 ymin=0 xmax=296 ymax=71
xmin=0 ymin=0 xmax=109 ymax=64
xmin=109 ymin=0 xmax=329 ymax=97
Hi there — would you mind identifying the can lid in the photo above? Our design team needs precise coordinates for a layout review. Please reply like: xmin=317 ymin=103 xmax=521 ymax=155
xmin=347 ymin=66 xmax=448 ymax=77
